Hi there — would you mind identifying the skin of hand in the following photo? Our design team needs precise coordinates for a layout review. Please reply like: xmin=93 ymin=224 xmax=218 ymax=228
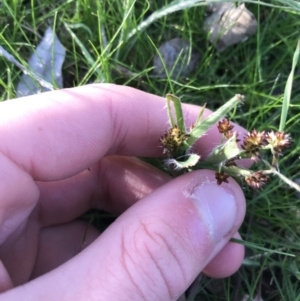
xmin=0 ymin=84 xmax=247 ymax=301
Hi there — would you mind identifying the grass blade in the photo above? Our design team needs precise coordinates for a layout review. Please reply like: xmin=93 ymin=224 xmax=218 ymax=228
xmin=279 ymin=39 xmax=300 ymax=131
xmin=166 ymin=94 xmax=185 ymax=132
xmin=194 ymin=103 xmax=206 ymax=128
xmin=231 ymin=238 xmax=295 ymax=257
xmin=64 ymin=23 xmax=106 ymax=82
xmin=186 ymin=94 xmax=244 ymax=147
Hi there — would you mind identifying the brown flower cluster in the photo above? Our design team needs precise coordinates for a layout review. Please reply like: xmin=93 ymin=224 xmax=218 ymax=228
xmin=160 ymin=125 xmax=189 ymax=155
xmin=215 ymin=171 xmax=230 ymax=185
xmin=241 ymin=130 xmax=266 ymax=160
xmin=245 ymin=171 xmax=269 ymax=189
xmin=217 ymin=118 xmax=234 ymax=139
xmin=215 ymin=119 xmax=291 ymax=189
xmin=265 ymin=131 xmax=291 ymax=154
xmin=241 ymin=129 xmax=291 ymax=159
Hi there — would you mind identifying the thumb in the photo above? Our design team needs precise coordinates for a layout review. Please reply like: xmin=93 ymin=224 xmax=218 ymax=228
xmin=1 ymin=170 xmax=246 ymax=301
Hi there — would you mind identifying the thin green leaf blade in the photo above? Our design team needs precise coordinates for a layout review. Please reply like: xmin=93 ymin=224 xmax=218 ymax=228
xmin=166 ymin=95 xmax=175 ymax=127
xmin=231 ymin=238 xmax=295 ymax=257
xmin=279 ymin=39 xmax=300 ymax=131
xmin=64 ymin=23 xmax=105 ymax=81
xmin=194 ymin=103 xmax=206 ymax=128
xmin=166 ymin=94 xmax=185 ymax=131
xmin=186 ymin=94 xmax=244 ymax=147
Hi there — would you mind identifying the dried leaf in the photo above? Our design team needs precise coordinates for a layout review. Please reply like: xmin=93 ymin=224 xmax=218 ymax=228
xmin=17 ymin=27 xmax=66 ymax=97
xmin=0 ymin=46 xmax=54 ymax=91
xmin=153 ymin=38 xmax=200 ymax=78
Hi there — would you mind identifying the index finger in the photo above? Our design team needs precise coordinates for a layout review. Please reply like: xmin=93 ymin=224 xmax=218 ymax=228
xmin=0 ymin=84 xmax=245 ymax=181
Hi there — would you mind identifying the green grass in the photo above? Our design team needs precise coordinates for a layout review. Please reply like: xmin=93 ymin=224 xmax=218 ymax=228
xmin=1 ymin=0 xmax=300 ymax=300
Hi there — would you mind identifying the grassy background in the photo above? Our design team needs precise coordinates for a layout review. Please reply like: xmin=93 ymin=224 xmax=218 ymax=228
xmin=1 ymin=0 xmax=300 ymax=300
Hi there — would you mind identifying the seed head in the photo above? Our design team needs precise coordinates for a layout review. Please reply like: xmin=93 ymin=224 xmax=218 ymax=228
xmin=215 ymin=171 xmax=230 ymax=185
xmin=241 ymin=130 xmax=266 ymax=159
xmin=217 ymin=118 xmax=234 ymax=139
xmin=265 ymin=131 xmax=291 ymax=153
xmin=160 ymin=125 xmax=189 ymax=155
xmin=245 ymin=171 xmax=269 ymax=189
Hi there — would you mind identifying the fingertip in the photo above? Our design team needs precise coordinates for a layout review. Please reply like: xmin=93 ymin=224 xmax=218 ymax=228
xmin=202 ymin=232 xmax=245 ymax=278
xmin=0 ymin=260 xmax=13 ymax=293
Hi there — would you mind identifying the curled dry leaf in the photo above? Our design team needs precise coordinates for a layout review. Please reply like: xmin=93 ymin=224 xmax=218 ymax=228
xmin=17 ymin=27 xmax=66 ymax=97
xmin=153 ymin=38 xmax=200 ymax=78
xmin=204 ymin=3 xmax=257 ymax=52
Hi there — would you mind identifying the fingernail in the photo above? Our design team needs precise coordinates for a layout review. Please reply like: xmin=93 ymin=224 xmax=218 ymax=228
xmin=192 ymin=182 xmax=238 ymax=243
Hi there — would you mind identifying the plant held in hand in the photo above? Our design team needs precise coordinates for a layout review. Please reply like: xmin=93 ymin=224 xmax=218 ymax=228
xmin=160 ymin=94 xmax=294 ymax=191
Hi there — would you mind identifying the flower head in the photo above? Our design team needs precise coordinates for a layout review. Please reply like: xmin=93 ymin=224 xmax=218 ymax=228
xmin=160 ymin=125 xmax=189 ymax=155
xmin=215 ymin=171 xmax=230 ymax=185
xmin=241 ymin=130 xmax=266 ymax=159
xmin=265 ymin=131 xmax=291 ymax=153
xmin=245 ymin=171 xmax=269 ymax=189
xmin=217 ymin=118 xmax=234 ymax=139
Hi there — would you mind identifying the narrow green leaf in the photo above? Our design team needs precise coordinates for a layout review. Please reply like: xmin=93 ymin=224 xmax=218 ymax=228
xmin=166 ymin=94 xmax=185 ymax=132
xmin=194 ymin=103 xmax=206 ymax=128
xmin=114 ymin=0 xmax=136 ymax=60
xmin=166 ymin=95 xmax=175 ymax=127
xmin=231 ymin=238 xmax=295 ymax=257
xmin=126 ymin=0 xmax=204 ymax=41
xmin=279 ymin=39 xmax=300 ymax=131
xmin=64 ymin=23 xmax=105 ymax=81
xmin=186 ymin=94 xmax=244 ymax=147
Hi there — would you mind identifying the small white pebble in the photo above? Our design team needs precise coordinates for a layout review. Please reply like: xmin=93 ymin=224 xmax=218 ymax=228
xmin=204 ymin=3 xmax=257 ymax=52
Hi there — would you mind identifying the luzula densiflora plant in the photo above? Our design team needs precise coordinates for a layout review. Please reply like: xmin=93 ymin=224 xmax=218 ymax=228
xmin=159 ymin=93 xmax=293 ymax=191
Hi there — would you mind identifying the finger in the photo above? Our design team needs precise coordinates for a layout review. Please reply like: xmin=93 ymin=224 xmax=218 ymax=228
xmin=202 ymin=232 xmax=244 ymax=278
xmin=31 ymin=226 xmax=243 ymax=281
xmin=30 ymin=221 xmax=100 ymax=279
xmin=0 ymin=84 xmax=246 ymax=181
xmin=38 ymin=156 xmax=171 ymax=226
xmin=37 ymin=155 xmax=248 ymax=228
xmin=0 ymin=152 xmax=40 ymax=284
xmin=0 ymin=152 xmax=39 ymax=241
xmin=0 ymin=261 xmax=13 ymax=293
xmin=1 ymin=170 xmax=246 ymax=301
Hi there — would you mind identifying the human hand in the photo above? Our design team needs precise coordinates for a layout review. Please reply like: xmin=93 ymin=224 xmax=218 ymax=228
xmin=0 ymin=84 xmax=246 ymax=300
